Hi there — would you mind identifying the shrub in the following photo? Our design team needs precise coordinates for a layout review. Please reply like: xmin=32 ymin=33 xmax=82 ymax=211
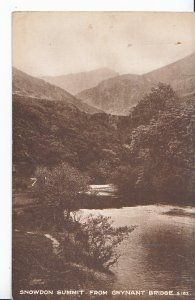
xmin=34 ymin=162 xmax=90 ymax=230
xmin=79 ymin=214 xmax=135 ymax=270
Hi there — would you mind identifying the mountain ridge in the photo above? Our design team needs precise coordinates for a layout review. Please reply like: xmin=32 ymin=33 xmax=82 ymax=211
xmin=13 ymin=67 xmax=102 ymax=114
xmin=42 ymin=68 xmax=119 ymax=95
xmin=77 ymin=52 xmax=195 ymax=115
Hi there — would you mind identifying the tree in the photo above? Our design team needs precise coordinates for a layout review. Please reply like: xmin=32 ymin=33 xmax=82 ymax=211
xmin=34 ymin=162 xmax=89 ymax=230
xmin=87 ymin=159 xmax=116 ymax=184
xmin=111 ymin=165 xmax=140 ymax=199
xmin=79 ymin=215 xmax=135 ymax=270
xmin=130 ymin=83 xmax=177 ymax=127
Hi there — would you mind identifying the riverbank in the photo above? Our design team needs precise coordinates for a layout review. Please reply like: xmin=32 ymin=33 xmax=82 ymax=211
xmin=13 ymin=185 xmax=195 ymax=211
xmin=13 ymin=189 xmax=195 ymax=300
xmin=13 ymin=229 xmax=114 ymax=300
xmin=81 ymin=205 xmax=195 ymax=297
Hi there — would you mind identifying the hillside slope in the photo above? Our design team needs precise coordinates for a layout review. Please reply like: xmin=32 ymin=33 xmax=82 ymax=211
xmin=13 ymin=68 xmax=102 ymax=114
xmin=77 ymin=74 xmax=154 ymax=115
xmin=13 ymin=94 xmax=121 ymax=184
xmin=42 ymin=68 xmax=118 ymax=95
xmin=13 ymin=83 xmax=195 ymax=204
xmin=145 ymin=52 xmax=195 ymax=97
xmin=77 ymin=52 xmax=195 ymax=115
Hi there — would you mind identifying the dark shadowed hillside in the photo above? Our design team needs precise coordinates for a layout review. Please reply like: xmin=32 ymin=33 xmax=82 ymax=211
xmin=13 ymin=68 xmax=102 ymax=114
xmin=13 ymin=94 xmax=123 ymax=190
xmin=13 ymin=82 xmax=195 ymax=204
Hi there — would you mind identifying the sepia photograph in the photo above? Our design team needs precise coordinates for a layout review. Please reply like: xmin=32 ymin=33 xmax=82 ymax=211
xmin=12 ymin=12 xmax=195 ymax=299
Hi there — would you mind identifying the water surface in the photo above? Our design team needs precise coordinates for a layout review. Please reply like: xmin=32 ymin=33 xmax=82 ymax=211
xmin=81 ymin=205 xmax=195 ymax=295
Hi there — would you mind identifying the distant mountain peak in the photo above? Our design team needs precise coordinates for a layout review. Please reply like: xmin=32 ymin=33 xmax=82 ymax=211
xmin=76 ymin=52 xmax=195 ymax=115
xmin=42 ymin=68 xmax=119 ymax=95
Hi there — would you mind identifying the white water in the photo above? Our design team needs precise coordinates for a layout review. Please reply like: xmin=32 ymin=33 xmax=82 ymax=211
xmin=87 ymin=184 xmax=117 ymax=196
xmin=44 ymin=233 xmax=60 ymax=255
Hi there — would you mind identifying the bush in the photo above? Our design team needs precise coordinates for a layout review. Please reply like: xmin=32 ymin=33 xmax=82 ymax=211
xmin=130 ymin=83 xmax=177 ymax=127
xmin=79 ymin=214 xmax=135 ymax=270
xmin=34 ymin=163 xmax=90 ymax=230
xmin=111 ymin=165 xmax=139 ymax=198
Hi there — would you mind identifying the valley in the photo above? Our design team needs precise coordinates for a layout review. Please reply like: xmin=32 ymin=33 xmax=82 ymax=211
xmin=13 ymin=52 xmax=195 ymax=299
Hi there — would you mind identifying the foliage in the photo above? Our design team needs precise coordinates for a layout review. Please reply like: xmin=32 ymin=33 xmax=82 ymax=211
xmin=13 ymin=83 xmax=195 ymax=204
xmin=108 ymin=84 xmax=195 ymax=204
xmin=125 ymin=86 xmax=195 ymax=203
xmin=87 ymin=159 xmax=118 ymax=184
xmin=13 ymin=95 xmax=122 ymax=190
xmin=111 ymin=165 xmax=139 ymax=197
xmin=79 ymin=215 xmax=135 ymax=270
xmin=129 ymin=83 xmax=177 ymax=127
xmin=34 ymin=163 xmax=89 ymax=229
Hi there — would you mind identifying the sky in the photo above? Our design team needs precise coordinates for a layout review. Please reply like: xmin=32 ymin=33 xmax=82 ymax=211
xmin=13 ymin=12 xmax=195 ymax=77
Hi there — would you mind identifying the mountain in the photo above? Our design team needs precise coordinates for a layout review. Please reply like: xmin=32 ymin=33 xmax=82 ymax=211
xmin=145 ymin=52 xmax=195 ymax=97
xmin=77 ymin=52 xmax=195 ymax=115
xmin=42 ymin=68 xmax=118 ymax=95
xmin=13 ymin=82 xmax=195 ymax=204
xmin=13 ymin=67 xmax=102 ymax=114
xmin=13 ymin=94 xmax=121 ymax=188
xmin=77 ymin=74 xmax=154 ymax=115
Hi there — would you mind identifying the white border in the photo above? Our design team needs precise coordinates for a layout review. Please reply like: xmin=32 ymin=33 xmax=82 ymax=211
xmin=2 ymin=0 xmax=195 ymax=12
xmin=0 ymin=0 xmax=194 ymax=298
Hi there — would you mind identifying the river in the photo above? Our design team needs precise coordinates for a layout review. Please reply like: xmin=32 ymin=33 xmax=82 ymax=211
xmin=80 ymin=205 xmax=195 ymax=296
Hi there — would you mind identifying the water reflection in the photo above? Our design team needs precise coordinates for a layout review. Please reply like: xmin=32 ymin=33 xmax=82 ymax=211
xmin=81 ymin=205 xmax=195 ymax=294
xmin=139 ymin=223 xmax=195 ymax=291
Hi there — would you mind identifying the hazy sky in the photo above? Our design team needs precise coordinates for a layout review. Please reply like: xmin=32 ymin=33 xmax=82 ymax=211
xmin=13 ymin=12 xmax=195 ymax=77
